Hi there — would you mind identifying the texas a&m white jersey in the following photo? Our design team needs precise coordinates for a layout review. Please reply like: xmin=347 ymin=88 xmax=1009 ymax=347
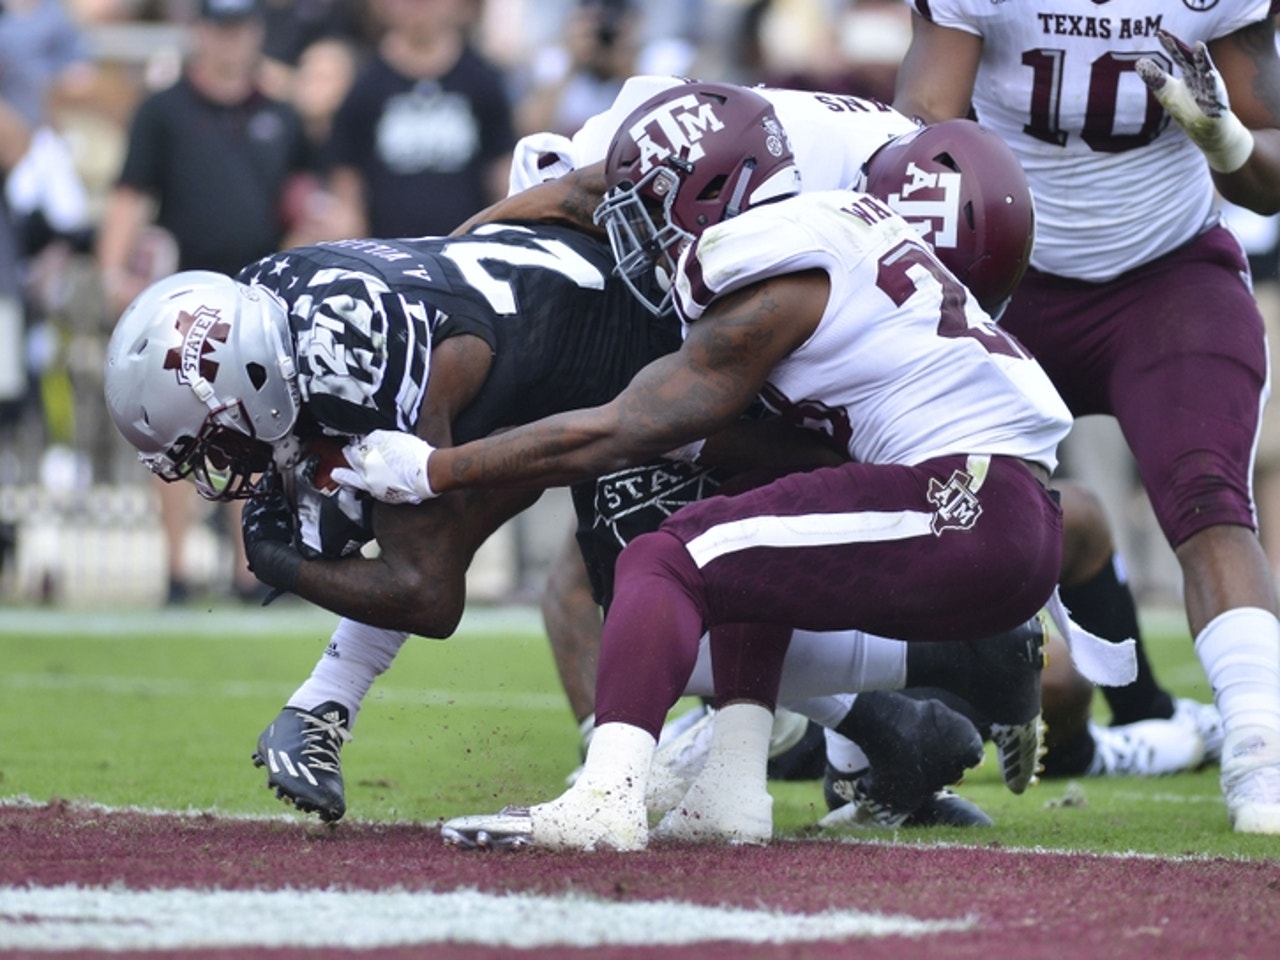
xmin=674 ymin=190 xmax=1072 ymax=472
xmin=508 ymin=75 xmax=915 ymax=196
xmin=906 ymin=0 xmax=1279 ymax=281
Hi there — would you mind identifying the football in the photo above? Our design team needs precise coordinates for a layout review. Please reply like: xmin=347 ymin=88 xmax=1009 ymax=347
xmin=285 ymin=436 xmax=375 ymax=560
xmin=303 ymin=434 xmax=351 ymax=493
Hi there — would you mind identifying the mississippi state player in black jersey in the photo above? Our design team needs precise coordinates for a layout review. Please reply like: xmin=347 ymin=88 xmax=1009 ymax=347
xmin=105 ymin=212 xmax=1028 ymax=832
xmin=103 ymin=223 xmax=705 ymax=820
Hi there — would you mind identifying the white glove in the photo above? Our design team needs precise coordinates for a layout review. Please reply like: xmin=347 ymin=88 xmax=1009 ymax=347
xmin=332 ymin=430 xmax=438 ymax=504
xmin=1136 ymin=28 xmax=1254 ymax=174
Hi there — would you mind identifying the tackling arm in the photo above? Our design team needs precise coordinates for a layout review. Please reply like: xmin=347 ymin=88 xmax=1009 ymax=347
xmin=451 ymin=162 xmax=609 ymax=237
xmin=338 ymin=272 xmax=830 ymax=500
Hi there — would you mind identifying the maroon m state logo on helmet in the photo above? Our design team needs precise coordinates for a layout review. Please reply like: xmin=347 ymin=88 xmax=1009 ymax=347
xmin=163 ymin=306 xmax=230 ymax=387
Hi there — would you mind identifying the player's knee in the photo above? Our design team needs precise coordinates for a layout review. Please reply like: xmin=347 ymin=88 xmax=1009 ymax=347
xmin=393 ymin=570 xmax=467 ymax=638
xmin=1056 ymin=480 xmax=1115 ymax=587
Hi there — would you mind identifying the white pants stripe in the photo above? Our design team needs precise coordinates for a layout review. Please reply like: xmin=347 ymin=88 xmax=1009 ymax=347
xmin=683 ymin=509 xmax=936 ymax=570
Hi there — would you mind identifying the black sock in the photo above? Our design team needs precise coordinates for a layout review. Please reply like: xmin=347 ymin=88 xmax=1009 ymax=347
xmin=1041 ymin=727 xmax=1097 ymax=778
xmin=1061 ymin=553 xmax=1173 ymax=725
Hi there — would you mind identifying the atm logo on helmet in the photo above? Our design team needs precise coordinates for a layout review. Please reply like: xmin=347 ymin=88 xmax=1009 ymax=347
xmin=628 ymin=94 xmax=725 ymax=176
xmin=883 ymin=161 xmax=962 ymax=250
xmin=163 ymin=306 xmax=230 ymax=387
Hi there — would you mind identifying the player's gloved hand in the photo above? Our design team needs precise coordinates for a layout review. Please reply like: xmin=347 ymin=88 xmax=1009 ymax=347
xmin=241 ymin=470 xmax=302 ymax=591
xmin=333 ymin=430 xmax=438 ymax=504
xmin=1136 ymin=28 xmax=1254 ymax=174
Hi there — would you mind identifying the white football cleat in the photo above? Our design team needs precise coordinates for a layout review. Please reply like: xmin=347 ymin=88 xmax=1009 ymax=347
xmin=651 ymin=702 xmax=775 ymax=845
xmin=441 ymin=807 xmax=534 ymax=851
xmin=1171 ymin=696 xmax=1224 ymax=765
xmin=1221 ymin=725 xmax=1280 ymax=834
xmin=651 ymin=776 xmax=773 ymax=845
xmin=441 ymin=785 xmax=650 ymax=853
xmin=1086 ymin=719 xmax=1204 ymax=776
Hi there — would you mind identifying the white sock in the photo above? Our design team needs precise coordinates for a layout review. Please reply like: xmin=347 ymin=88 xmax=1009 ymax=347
xmin=1195 ymin=607 xmax=1280 ymax=733
xmin=823 ymin=722 xmax=870 ymax=775
xmin=783 ymin=693 xmax=853 ymax=730
xmin=287 ymin=619 xmax=410 ymax=727
xmin=575 ymin=722 xmax=656 ymax=797
xmin=702 ymin=702 xmax=774 ymax=788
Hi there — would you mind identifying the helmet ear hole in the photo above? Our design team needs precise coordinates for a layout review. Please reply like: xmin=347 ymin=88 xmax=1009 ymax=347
xmin=246 ymin=362 xmax=268 ymax=391
xmin=934 ymin=150 xmax=960 ymax=172
xmin=697 ymin=174 xmax=727 ymax=202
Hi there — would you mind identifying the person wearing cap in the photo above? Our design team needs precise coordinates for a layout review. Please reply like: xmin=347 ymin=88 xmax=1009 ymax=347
xmin=96 ymin=0 xmax=319 ymax=605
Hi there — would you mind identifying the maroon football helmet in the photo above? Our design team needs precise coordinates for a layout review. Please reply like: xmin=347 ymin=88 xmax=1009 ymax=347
xmin=863 ymin=119 xmax=1034 ymax=316
xmin=593 ymin=82 xmax=801 ymax=313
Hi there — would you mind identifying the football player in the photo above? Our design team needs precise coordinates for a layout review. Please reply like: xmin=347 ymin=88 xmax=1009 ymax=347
xmin=893 ymin=6 xmax=1280 ymax=833
xmin=335 ymin=82 xmax=1109 ymax=850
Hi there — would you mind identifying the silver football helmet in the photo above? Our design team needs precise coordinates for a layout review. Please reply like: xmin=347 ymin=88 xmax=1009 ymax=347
xmin=104 ymin=270 xmax=300 ymax=501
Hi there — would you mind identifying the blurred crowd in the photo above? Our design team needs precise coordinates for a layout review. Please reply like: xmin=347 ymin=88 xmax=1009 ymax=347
xmin=0 ymin=0 xmax=1277 ymax=605
xmin=0 ymin=0 xmax=918 ymax=602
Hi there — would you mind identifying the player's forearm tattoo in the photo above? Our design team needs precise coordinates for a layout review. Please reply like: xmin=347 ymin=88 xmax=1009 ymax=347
xmin=560 ymin=169 xmax=608 ymax=230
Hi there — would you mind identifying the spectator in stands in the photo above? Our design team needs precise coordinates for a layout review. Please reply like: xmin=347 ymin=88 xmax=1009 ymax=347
xmin=325 ymin=0 xmax=516 ymax=239
xmin=95 ymin=0 xmax=317 ymax=604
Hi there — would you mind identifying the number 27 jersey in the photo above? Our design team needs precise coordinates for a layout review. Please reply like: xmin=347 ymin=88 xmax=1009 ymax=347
xmin=674 ymin=191 xmax=1072 ymax=472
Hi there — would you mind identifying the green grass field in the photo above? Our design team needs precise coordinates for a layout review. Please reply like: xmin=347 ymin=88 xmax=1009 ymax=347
xmin=3 ymin=600 xmax=1275 ymax=861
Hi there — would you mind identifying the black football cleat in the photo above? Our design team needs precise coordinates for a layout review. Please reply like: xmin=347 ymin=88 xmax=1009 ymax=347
xmin=968 ymin=618 xmax=1048 ymax=794
xmin=252 ymin=702 xmax=351 ymax=822
xmin=824 ymin=690 xmax=986 ymax=829
xmin=907 ymin=617 xmax=1048 ymax=794
xmin=821 ymin=764 xmax=994 ymax=828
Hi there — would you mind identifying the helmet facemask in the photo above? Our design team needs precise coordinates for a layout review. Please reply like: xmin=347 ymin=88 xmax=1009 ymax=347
xmin=144 ymin=400 xmax=276 ymax=500
xmin=595 ymin=163 xmax=692 ymax=315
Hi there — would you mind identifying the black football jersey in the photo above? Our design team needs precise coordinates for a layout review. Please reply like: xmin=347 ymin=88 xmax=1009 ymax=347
xmin=238 ymin=223 xmax=683 ymax=443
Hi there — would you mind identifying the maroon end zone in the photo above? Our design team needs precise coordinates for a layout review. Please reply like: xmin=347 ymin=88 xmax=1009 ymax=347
xmin=1 ymin=800 xmax=1277 ymax=959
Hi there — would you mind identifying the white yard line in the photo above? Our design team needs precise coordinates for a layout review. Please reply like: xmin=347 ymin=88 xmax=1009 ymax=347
xmin=0 ymin=885 xmax=973 ymax=952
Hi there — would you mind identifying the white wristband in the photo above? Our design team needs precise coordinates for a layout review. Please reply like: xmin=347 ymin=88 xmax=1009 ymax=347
xmin=1203 ymin=111 xmax=1254 ymax=174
